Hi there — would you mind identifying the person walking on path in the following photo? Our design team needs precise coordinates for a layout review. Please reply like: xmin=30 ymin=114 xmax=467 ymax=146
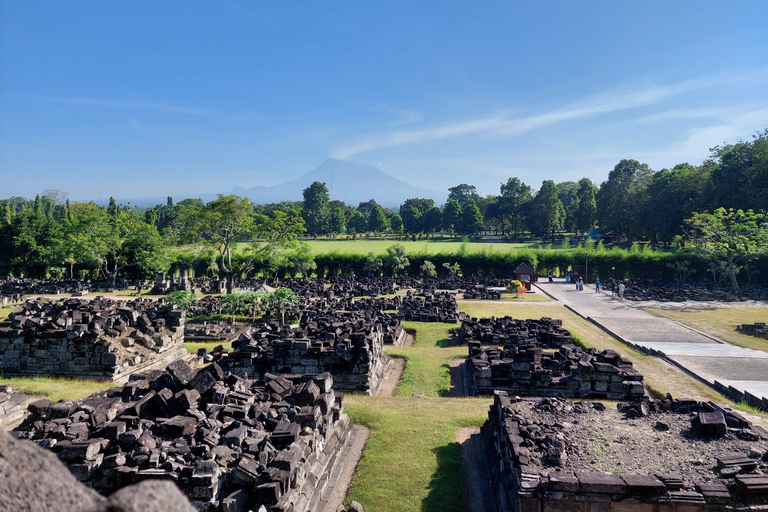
xmin=618 ymin=282 xmax=625 ymax=300
xmin=577 ymin=277 xmax=584 ymax=291
xmin=548 ymin=271 xmax=553 ymax=283
xmin=594 ymin=278 xmax=600 ymax=293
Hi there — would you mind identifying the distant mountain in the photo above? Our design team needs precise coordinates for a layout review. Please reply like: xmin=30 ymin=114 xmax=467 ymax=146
xmin=233 ymin=158 xmax=444 ymax=208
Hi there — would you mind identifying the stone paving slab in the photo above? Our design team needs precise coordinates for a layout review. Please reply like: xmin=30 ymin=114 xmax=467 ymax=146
xmin=534 ymin=279 xmax=768 ymax=407
xmin=590 ymin=316 xmax=717 ymax=344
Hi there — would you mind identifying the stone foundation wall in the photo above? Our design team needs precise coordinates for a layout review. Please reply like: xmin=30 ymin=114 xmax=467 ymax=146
xmin=0 ymin=298 xmax=188 ymax=381
xmin=483 ymin=393 xmax=768 ymax=512
xmin=459 ymin=316 xmax=575 ymax=346
xmin=217 ymin=317 xmax=390 ymax=395
xmin=468 ymin=342 xmax=646 ymax=399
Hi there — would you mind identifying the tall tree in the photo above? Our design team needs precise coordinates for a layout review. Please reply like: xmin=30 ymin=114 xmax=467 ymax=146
xmin=447 ymin=184 xmax=481 ymax=207
xmin=347 ymin=211 xmax=367 ymax=234
xmin=389 ymin=214 xmax=404 ymax=234
xmin=685 ymin=208 xmax=767 ymax=292
xmin=421 ymin=206 xmax=443 ymax=234
xmin=574 ymin=178 xmax=597 ymax=235
xmin=329 ymin=207 xmax=346 ymax=234
xmin=443 ymin=200 xmax=462 ymax=235
xmin=187 ymin=194 xmax=254 ymax=294
xmin=529 ymin=180 xmax=563 ymax=239
xmin=646 ymin=164 xmax=709 ymax=245
xmin=498 ymin=178 xmax=532 ymax=235
xmin=708 ymin=129 xmax=768 ymax=211
xmin=459 ymin=203 xmax=484 ymax=237
xmin=399 ymin=198 xmax=434 ymax=233
xmin=302 ymin=181 xmax=330 ymax=235
xmin=596 ymin=159 xmax=654 ymax=241
xmin=368 ymin=205 xmax=390 ymax=233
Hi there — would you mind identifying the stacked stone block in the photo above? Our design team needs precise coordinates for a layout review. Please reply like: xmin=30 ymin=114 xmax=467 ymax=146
xmin=0 ymin=297 xmax=188 ymax=381
xmin=15 ymin=360 xmax=357 ymax=512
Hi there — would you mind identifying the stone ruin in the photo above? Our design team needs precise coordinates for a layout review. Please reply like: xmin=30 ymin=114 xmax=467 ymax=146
xmin=736 ymin=322 xmax=768 ymax=340
xmin=482 ymin=392 xmax=768 ymax=512
xmin=0 ymin=384 xmax=32 ymax=430
xmin=461 ymin=286 xmax=503 ymax=300
xmin=459 ymin=316 xmax=575 ymax=346
xmin=13 ymin=358 xmax=363 ymax=512
xmin=398 ymin=294 xmax=464 ymax=323
xmin=213 ymin=311 xmax=392 ymax=395
xmin=604 ymin=278 xmax=768 ymax=302
xmin=0 ymin=297 xmax=189 ymax=382
xmin=467 ymin=341 xmax=645 ymax=399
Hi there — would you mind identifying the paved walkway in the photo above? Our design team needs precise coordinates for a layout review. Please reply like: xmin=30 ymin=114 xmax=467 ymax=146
xmin=534 ymin=279 xmax=768 ymax=408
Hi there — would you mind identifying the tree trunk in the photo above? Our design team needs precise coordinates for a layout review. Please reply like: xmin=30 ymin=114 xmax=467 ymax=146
xmin=727 ymin=249 xmax=740 ymax=292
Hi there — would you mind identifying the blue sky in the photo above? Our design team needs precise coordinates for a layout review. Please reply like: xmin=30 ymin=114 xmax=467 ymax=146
xmin=1 ymin=1 xmax=767 ymax=203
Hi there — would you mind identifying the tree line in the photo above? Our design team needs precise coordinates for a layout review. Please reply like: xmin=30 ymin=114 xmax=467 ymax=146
xmin=0 ymin=129 xmax=765 ymax=287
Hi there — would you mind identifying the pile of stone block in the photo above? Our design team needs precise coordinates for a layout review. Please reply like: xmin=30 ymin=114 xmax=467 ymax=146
xmin=215 ymin=312 xmax=391 ymax=395
xmin=482 ymin=393 xmax=768 ymax=512
xmin=460 ymin=286 xmax=502 ymax=300
xmin=604 ymin=278 xmax=768 ymax=302
xmin=15 ymin=358 xmax=359 ymax=512
xmin=0 ymin=385 xmax=33 ymax=429
xmin=467 ymin=342 xmax=645 ymax=398
xmin=736 ymin=322 xmax=768 ymax=339
xmin=458 ymin=316 xmax=574 ymax=346
xmin=0 ymin=297 xmax=189 ymax=382
xmin=397 ymin=295 xmax=464 ymax=323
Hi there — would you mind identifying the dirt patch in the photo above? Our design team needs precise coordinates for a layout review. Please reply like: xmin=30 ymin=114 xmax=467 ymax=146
xmin=404 ymin=333 xmax=415 ymax=347
xmin=448 ymin=358 xmax=465 ymax=397
xmin=508 ymin=398 xmax=768 ymax=487
xmin=377 ymin=356 xmax=406 ymax=397
xmin=456 ymin=426 xmax=490 ymax=512
xmin=325 ymin=424 xmax=371 ymax=512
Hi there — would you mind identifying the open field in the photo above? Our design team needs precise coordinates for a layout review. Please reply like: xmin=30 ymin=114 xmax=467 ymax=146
xmin=303 ymin=239 xmax=534 ymax=255
xmin=642 ymin=305 xmax=768 ymax=354
xmin=0 ymin=376 xmax=115 ymax=402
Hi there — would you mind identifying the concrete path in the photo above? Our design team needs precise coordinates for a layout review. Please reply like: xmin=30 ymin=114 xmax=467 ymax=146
xmin=534 ymin=279 xmax=768 ymax=408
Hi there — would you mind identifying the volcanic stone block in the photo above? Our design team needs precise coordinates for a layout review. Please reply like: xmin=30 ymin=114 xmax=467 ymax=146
xmin=576 ymin=471 xmax=626 ymax=494
xmin=695 ymin=411 xmax=727 ymax=436
xmin=621 ymin=474 xmax=666 ymax=496
xmin=548 ymin=472 xmax=579 ymax=492
xmin=163 ymin=416 xmax=197 ymax=437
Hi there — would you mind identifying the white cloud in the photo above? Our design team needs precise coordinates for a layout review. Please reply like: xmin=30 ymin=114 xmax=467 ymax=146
xmin=330 ymin=71 xmax=766 ymax=160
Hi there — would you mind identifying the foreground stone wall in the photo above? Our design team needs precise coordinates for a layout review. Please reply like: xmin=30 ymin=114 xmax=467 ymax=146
xmin=0 ymin=298 xmax=189 ymax=382
xmin=15 ymin=359 xmax=359 ymax=512
xmin=483 ymin=393 xmax=768 ymax=512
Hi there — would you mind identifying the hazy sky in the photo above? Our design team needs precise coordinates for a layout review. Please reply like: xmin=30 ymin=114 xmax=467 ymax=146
xmin=1 ymin=1 xmax=767 ymax=202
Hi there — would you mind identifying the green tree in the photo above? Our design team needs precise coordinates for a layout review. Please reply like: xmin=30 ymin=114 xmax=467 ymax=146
xmin=399 ymin=198 xmax=434 ymax=233
xmin=348 ymin=210 xmax=368 ymax=234
xmin=443 ymin=200 xmax=462 ymax=235
xmin=268 ymin=288 xmax=299 ymax=325
xmin=646 ymin=163 xmax=710 ymax=245
xmin=329 ymin=206 xmax=346 ymax=234
xmin=389 ymin=214 xmax=403 ymax=234
xmin=459 ymin=203 xmax=484 ymax=237
xmin=420 ymin=260 xmax=437 ymax=278
xmin=447 ymin=184 xmax=481 ymax=207
xmin=708 ymin=129 xmax=768 ymax=212
xmin=421 ymin=206 xmax=443 ymax=234
xmin=385 ymin=244 xmax=410 ymax=276
xmin=368 ymin=205 xmax=390 ymax=233
xmin=302 ymin=181 xmax=330 ymax=235
xmin=685 ymin=208 xmax=767 ymax=292
xmin=574 ymin=178 xmax=597 ymax=235
xmin=498 ymin=177 xmax=532 ymax=236
xmin=247 ymin=207 xmax=307 ymax=279
xmin=596 ymin=159 xmax=653 ymax=241
xmin=363 ymin=252 xmax=383 ymax=276
xmin=187 ymin=194 xmax=254 ymax=294
xmin=528 ymin=180 xmax=562 ymax=239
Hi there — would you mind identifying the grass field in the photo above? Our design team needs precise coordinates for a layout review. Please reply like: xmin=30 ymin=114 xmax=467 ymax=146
xmin=0 ymin=376 xmax=115 ymax=402
xmin=642 ymin=305 xmax=768 ymax=354
xmin=303 ymin=239 xmax=534 ymax=255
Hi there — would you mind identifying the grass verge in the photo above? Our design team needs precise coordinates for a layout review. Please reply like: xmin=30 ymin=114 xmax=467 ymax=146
xmin=344 ymin=396 xmax=489 ymax=512
xmin=0 ymin=376 xmax=115 ymax=402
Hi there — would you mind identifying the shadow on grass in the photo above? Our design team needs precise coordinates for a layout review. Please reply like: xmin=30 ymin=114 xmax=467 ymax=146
xmin=423 ymin=442 xmax=465 ymax=512
xmin=435 ymin=333 xmax=462 ymax=348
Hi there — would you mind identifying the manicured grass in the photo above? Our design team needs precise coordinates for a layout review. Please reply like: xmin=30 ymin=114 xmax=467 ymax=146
xmin=344 ymin=396 xmax=489 ymax=512
xmin=184 ymin=340 xmax=235 ymax=354
xmin=642 ymin=306 xmax=768 ymax=353
xmin=0 ymin=376 xmax=115 ymax=402
xmin=304 ymin=239 xmax=534 ymax=255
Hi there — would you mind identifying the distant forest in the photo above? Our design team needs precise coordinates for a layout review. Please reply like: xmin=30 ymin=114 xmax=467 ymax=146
xmin=0 ymin=129 xmax=765 ymax=283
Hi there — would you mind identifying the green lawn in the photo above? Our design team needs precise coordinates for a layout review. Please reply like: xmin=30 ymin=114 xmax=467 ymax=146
xmin=0 ymin=376 xmax=115 ymax=402
xmin=304 ymin=239 xmax=534 ymax=255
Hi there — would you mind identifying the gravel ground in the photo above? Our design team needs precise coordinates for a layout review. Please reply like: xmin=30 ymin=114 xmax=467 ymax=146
xmin=510 ymin=399 xmax=768 ymax=487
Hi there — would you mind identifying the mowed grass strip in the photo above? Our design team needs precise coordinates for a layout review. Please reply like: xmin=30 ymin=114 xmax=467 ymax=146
xmin=344 ymin=396 xmax=489 ymax=512
xmin=304 ymin=239 xmax=534 ymax=255
xmin=642 ymin=305 xmax=768 ymax=354
xmin=0 ymin=376 xmax=115 ymax=402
